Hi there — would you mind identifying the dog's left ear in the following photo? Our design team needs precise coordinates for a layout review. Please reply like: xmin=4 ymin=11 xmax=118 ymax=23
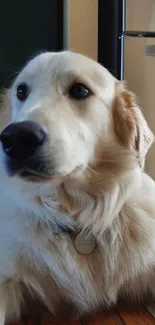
xmin=113 ymin=83 xmax=154 ymax=168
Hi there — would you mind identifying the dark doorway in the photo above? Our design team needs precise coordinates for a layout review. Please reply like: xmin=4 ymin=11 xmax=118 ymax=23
xmin=0 ymin=0 xmax=63 ymax=88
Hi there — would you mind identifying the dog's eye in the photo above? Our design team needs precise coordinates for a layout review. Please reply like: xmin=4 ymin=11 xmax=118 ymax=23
xmin=17 ymin=83 xmax=29 ymax=101
xmin=69 ymin=83 xmax=91 ymax=100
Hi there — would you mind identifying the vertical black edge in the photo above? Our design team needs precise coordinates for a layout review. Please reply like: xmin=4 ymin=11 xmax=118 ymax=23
xmin=57 ymin=0 xmax=64 ymax=51
xmin=98 ymin=0 xmax=123 ymax=80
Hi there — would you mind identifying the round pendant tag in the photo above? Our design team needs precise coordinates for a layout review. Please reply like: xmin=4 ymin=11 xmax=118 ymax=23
xmin=74 ymin=232 xmax=96 ymax=255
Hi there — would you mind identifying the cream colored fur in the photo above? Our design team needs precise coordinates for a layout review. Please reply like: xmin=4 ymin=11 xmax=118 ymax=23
xmin=0 ymin=51 xmax=155 ymax=323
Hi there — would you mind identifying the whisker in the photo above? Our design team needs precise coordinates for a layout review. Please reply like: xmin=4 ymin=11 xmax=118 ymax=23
xmin=1 ymin=71 xmax=19 ymax=89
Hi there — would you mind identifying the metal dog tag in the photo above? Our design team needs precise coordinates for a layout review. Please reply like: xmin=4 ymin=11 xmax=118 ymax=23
xmin=74 ymin=232 xmax=96 ymax=255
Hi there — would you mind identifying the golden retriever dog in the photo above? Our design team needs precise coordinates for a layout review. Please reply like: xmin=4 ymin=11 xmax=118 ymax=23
xmin=0 ymin=51 xmax=155 ymax=323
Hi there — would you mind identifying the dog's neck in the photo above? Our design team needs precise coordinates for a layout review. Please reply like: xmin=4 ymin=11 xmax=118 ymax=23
xmin=38 ymin=163 xmax=141 ymax=236
xmin=3 ymin=153 xmax=141 ymax=236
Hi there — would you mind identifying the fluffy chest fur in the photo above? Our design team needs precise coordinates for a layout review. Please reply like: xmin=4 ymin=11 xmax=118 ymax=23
xmin=1 ymin=171 xmax=155 ymax=320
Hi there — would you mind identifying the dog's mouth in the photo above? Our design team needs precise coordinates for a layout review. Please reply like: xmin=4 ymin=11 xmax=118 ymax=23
xmin=19 ymin=169 xmax=63 ymax=184
xmin=5 ymin=156 xmax=81 ymax=184
xmin=16 ymin=164 xmax=65 ymax=184
xmin=19 ymin=169 xmax=49 ymax=182
xmin=4 ymin=157 xmax=62 ymax=184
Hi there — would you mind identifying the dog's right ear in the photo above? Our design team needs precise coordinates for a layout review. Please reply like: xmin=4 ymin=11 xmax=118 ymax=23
xmin=0 ymin=89 xmax=11 ymax=131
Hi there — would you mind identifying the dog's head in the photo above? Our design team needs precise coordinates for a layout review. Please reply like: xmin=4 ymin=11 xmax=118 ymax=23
xmin=0 ymin=51 xmax=154 ymax=184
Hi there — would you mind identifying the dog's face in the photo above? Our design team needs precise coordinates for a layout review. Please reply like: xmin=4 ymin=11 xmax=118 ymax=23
xmin=0 ymin=51 xmax=154 ymax=183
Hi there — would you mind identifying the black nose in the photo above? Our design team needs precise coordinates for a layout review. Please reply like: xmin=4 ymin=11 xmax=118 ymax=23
xmin=0 ymin=121 xmax=45 ymax=160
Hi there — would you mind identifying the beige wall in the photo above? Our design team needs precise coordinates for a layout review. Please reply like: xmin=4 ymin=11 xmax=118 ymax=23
xmin=126 ymin=0 xmax=155 ymax=32
xmin=124 ymin=0 xmax=155 ymax=179
xmin=69 ymin=0 xmax=98 ymax=61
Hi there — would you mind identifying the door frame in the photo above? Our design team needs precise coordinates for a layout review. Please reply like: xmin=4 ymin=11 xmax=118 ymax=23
xmin=98 ymin=0 xmax=123 ymax=79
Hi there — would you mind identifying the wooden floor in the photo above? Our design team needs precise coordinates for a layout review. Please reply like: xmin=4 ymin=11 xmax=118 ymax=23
xmin=13 ymin=304 xmax=155 ymax=325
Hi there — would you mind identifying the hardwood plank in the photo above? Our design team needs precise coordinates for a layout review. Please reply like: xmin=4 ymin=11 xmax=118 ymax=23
xmin=10 ymin=304 xmax=155 ymax=325
xmin=11 ymin=317 xmax=29 ymax=325
xmin=27 ymin=317 xmax=40 ymax=325
xmin=81 ymin=311 xmax=123 ymax=325
xmin=59 ymin=321 xmax=81 ymax=325
xmin=119 ymin=311 xmax=155 ymax=325
xmin=40 ymin=314 xmax=59 ymax=325
xmin=147 ymin=303 xmax=155 ymax=319
xmin=117 ymin=304 xmax=155 ymax=325
xmin=40 ymin=313 xmax=81 ymax=325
